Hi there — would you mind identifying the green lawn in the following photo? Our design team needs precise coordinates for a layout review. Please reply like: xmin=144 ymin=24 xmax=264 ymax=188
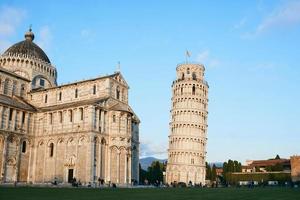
xmin=0 ymin=187 xmax=299 ymax=200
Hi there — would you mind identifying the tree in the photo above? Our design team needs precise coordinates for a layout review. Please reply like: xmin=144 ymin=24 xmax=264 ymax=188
xmin=233 ymin=160 xmax=242 ymax=172
xmin=222 ymin=159 xmax=242 ymax=184
xmin=228 ymin=160 xmax=234 ymax=172
xmin=223 ymin=162 xmax=228 ymax=176
xmin=139 ymin=163 xmax=147 ymax=184
xmin=272 ymin=163 xmax=284 ymax=171
xmin=139 ymin=161 xmax=164 ymax=185
xmin=152 ymin=161 xmax=163 ymax=183
xmin=206 ymin=162 xmax=212 ymax=180
xmin=211 ymin=164 xmax=217 ymax=181
xmin=265 ymin=166 xmax=273 ymax=172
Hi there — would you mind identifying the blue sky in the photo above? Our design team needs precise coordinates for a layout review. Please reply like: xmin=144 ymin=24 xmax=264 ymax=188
xmin=1 ymin=0 xmax=300 ymax=163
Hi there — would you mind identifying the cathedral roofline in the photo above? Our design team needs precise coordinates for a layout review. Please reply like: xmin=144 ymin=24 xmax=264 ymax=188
xmin=38 ymin=96 xmax=109 ymax=112
xmin=0 ymin=67 xmax=31 ymax=82
xmin=30 ymin=72 xmax=121 ymax=93
xmin=0 ymin=94 xmax=36 ymax=111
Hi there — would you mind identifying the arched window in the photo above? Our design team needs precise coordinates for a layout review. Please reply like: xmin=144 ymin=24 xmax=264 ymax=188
xmin=116 ymin=86 xmax=120 ymax=100
xmin=101 ymin=138 xmax=106 ymax=145
xmin=59 ymin=111 xmax=63 ymax=123
xmin=79 ymin=108 xmax=84 ymax=120
xmin=9 ymin=108 xmax=13 ymax=121
xmin=192 ymin=85 xmax=195 ymax=95
xmin=45 ymin=94 xmax=48 ymax=103
xmin=191 ymin=158 xmax=194 ymax=164
xmin=49 ymin=113 xmax=53 ymax=124
xmin=121 ymin=89 xmax=124 ymax=101
xmin=187 ymin=68 xmax=190 ymax=74
xmin=75 ymin=89 xmax=78 ymax=98
xmin=49 ymin=143 xmax=54 ymax=157
xmin=3 ymin=79 xmax=9 ymax=95
xmin=22 ymin=112 xmax=25 ymax=124
xmin=69 ymin=110 xmax=73 ymax=122
xmin=22 ymin=141 xmax=26 ymax=153
xmin=181 ymin=87 xmax=183 ymax=95
xmin=181 ymin=73 xmax=185 ymax=80
xmin=40 ymin=79 xmax=45 ymax=87
xmin=113 ymin=115 xmax=116 ymax=123
xmin=58 ymin=91 xmax=62 ymax=101
xmin=93 ymin=85 xmax=96 ymax=95
xmin=20 ymin=84 xmax=25 ymax=97
xmin=192 ymin=72 xmax=196 ymax=80
xmin=12 ymin=81 xmax=17 ymax=95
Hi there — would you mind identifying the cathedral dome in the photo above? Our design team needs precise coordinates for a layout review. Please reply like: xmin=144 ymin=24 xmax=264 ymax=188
xmin=3 ymin=28 xmax=51 ymax=63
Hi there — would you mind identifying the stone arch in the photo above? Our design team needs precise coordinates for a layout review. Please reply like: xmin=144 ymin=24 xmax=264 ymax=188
xmin=101 ymin=138 xmax=106 ymax=145
xmin=67 ymin=137 xmax=75 ymax=146
xmin=119 ymin=147 xmax=127 ymax=183
xmin=5 ymin=134 xmax=19 ymax=181
xmin=32 ymin=75 xmax=52 ymax=89
xmin=57 ymin=137 xmax=64 ymax=145
xmin=18 ymin=137 xmax=30 ymax=182
xmin=110 ymin=146 xmax=119 ymax=183
xmin=78 ymin=135 xmax=86 ymax=145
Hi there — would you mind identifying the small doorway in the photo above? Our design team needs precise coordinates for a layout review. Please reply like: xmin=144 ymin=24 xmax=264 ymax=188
xmin=68 ymin=169 xmax=74 ymax=183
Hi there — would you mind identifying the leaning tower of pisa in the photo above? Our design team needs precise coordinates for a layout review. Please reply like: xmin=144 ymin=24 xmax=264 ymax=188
xmin=166 ymin=62 xmax=209 ymax=185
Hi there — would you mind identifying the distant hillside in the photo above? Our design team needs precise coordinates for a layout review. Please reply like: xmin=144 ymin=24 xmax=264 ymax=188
xmin=209 ymin=162 xmax=223 ymax=168
xmin=139 ymin=157 xmax=167 ymax=170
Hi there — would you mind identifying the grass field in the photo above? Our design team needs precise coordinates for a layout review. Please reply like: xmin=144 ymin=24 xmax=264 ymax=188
xmin=0 ymin=187 xmax=300 ymax=200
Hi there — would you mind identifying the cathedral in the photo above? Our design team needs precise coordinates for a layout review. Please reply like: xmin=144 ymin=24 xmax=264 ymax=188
xmin=0 ymin=28 xmax=140 ymax=185
xmin=166 ymin=63 xmax=208 ymax=185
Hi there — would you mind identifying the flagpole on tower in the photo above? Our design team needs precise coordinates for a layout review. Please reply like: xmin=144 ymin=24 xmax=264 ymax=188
xmin=185 ymin=50 xmax=191 ymax=64
xmin=116 ymin=61 xmax=121 ymax=72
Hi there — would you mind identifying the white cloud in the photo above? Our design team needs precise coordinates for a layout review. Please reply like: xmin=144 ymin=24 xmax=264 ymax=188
xmin=80 ymin=28 xmax=95 ymax=43
xmin=0 ymin=6 xmax=26 ymax=53
xmin=196 ymin=50 xmax=220 ymax=68
xmin=196 ymin=50 xmax=210 ymax=62
xmin=244 ymin=0 xmax=300 ymax=38
xmin=36 ymin=26 xmax=53 ymax=51
xmin=80 ymin=29 xmax=91 ymax=37
xmin=257 ymin=0 xmax=300 ymax=34
xmin=0 ymin=6 xmax=26 ymax=36
xmin=233 ymin=17 xmax=247 ymax=30
xmin=140 ymin=139 xmax=167 ymax=159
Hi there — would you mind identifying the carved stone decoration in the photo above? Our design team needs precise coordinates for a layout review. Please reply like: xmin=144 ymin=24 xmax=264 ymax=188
xmin=7 ymin=156 xmax=16 ymax=166
xmin=64 ymin=155 xmax=76 ymax=167
xmin=78 ymin=136 xmax=86 ymax=145
xmin=57 ymin=137 xmax=64 ymax=145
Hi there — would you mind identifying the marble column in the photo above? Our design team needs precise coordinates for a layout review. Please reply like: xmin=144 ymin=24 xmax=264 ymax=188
xmin=107 ymin=147 xmax=111 ymax=182
xmin=0 ymin=106 xmax=3 ymax=128
xmin=117 ymin=151 xmax=120 ymax=183
xmin=100 ymin=110 xmax=104 ymax=133
xmin=0 ymin=135 xmax=8 ymax=182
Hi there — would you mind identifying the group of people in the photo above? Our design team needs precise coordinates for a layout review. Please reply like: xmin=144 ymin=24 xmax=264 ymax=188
xmin=71 ymin=177 xmax=81 ymax=187
xmin=50 ymin=177 xmax=138 ymax=188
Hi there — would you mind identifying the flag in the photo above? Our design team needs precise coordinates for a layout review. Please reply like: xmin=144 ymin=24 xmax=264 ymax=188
xmin=186 ymin=50 xmax=191 ymax=57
